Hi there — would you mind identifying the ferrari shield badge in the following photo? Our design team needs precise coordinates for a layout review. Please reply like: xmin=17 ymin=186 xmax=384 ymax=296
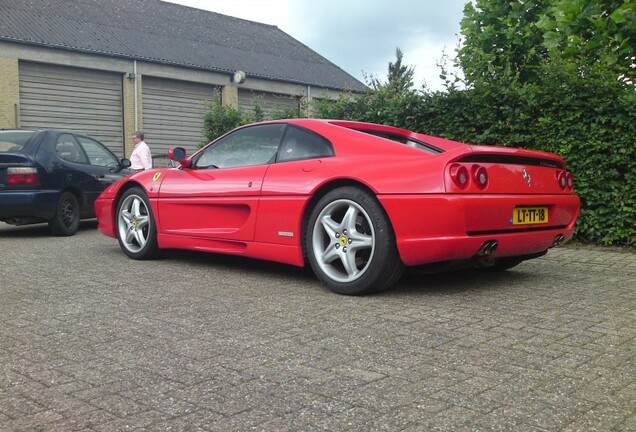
xmin=153 ymin=172 xmax=162 ymax=182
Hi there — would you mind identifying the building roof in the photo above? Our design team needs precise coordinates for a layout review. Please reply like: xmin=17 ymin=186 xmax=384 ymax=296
xmin=0 ymin=0 xmax=368 ymax=92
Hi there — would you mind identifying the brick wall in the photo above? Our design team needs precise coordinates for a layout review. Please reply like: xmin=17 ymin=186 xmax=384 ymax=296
xmin=0 ymin=58 xmax=20 ymax=129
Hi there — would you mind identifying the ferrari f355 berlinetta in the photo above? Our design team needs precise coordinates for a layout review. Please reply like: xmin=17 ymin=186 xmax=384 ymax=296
xmin=95 ymin=119 xmax=580 ymax=295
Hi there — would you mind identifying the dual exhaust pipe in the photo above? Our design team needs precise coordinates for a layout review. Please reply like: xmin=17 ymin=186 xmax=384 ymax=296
xmin=552 ymin=234 xmax=565 ymax=247
xmin=477 ymin=234 xmax=565 ymax=257
xmin=477 ymin=240 xmax=498 ymax=257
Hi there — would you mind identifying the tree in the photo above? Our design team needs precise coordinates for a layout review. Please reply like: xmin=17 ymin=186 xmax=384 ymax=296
xmin=312 ymin=3 xmax=636 ymax=246
xmin=368 ymin=48 xmax=415 ymax=95
xmin=537 ymin=0 xmax=636 ymax=83
xmin=315 ymin=48 xmax=422 ymax=129
xmin=458 ymin=0 xmax=635 ymax=86
xmin=458 ymin=0 xmax=552 ymax=85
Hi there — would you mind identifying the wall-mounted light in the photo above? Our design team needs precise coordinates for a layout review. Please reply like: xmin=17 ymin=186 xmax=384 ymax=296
xmin=232 ymin=70 xmax=246 ymax=84
xmin=127 ymin=72 xmax=136 ymax=81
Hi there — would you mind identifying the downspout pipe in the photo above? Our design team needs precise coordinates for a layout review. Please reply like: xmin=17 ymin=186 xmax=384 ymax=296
xmin=133 ymin=60 xmax=138 ymax=130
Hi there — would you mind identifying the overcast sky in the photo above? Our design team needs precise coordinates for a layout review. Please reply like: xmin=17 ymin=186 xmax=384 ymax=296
xmin=164 ymin=0 xmax=468 ymax=91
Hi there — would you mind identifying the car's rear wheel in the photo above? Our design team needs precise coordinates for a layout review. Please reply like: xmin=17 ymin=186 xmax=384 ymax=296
xmin=306 ymin=186 xmax=404 ymax=295
xmin=48 ymin=191 xmax=80 ymax=236
xmin=116 ymin=187 xmax=159 ymax=260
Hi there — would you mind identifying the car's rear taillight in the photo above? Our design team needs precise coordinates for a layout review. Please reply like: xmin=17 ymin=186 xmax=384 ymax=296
xmin=472 ymin=165 xmax=488 ymax=189
xmin=556 ymin=170 xmax=574 ymax=191
xmin=450 ymin=163 xmax=489 ymax=190
xmin=450 ymin=164 xmax=469 ymax=189
xmin=6 ymin=167 xmax=40 ymax=186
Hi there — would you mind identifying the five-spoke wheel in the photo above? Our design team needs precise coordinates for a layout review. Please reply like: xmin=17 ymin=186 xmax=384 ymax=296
xmin=306 ymin=187 xmax=403 ymax=295
xmin=116 ymin=187 xmax=159 ymax=259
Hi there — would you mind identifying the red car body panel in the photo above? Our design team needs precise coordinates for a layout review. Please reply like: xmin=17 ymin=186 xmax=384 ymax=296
xmin=380 ymin=194 xmax=579 ymax=265
xmin=95 ymin=119 xmax=580 ymax=271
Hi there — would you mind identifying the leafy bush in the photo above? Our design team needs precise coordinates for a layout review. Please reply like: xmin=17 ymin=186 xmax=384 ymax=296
xmin=270 ymin=97 xmax=309 ymax=120
xmin=314 ymin=63 xmax=635 ymax=247
xmin=201 ymin=92 xmax=248 ymax=146
xmin=202 ymin=59 xmax=634 ymax=246
xmin=522 ymin=65 xmax=635 ymax=246
xmin=202 ymin=92 xmax=309 ymax=145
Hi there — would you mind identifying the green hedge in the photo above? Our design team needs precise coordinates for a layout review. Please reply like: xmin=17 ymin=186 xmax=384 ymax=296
xmin=415 ymin=67 xmax=635 ymax=247
xmin=315 ymin=65 xmax=635 ymax=247
xmin=202 ymin=68 xmax=634 ymax=246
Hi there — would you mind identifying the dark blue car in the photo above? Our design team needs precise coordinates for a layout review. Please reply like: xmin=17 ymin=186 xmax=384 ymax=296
xmin=0 ymin=129 xmax=131 ymax=236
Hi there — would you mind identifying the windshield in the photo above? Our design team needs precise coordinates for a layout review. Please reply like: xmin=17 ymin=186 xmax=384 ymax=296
xmin=0 ymin=131 xmax=37 ymax=152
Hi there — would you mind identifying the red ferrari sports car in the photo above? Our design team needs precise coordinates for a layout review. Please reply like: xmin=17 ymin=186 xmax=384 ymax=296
xmin=95 ymin=119 xmax=580 ymax=295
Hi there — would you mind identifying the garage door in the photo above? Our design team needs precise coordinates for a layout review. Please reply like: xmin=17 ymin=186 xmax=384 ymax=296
xmin=142 ymin=77 xmax=219 ymax=158
xmin=239 ymin=89 xmax=301 ymax=120
xmin=19 ymin=62 xmax=125 ymax=156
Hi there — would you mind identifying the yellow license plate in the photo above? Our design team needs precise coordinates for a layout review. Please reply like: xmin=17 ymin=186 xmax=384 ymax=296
xmin=513 ymin=207 xmax=548 ymax=225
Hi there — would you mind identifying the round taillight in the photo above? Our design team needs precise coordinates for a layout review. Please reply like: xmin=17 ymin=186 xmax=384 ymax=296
xmin=566 ymin=172 xmax=573 ymax=189
xmin=450 ymin=164 xmax=469 ymax=189
xmin=472 ymin=165 xmax=488 ymax=189
xmin=557 ymin=171 xmax=567 ymax=189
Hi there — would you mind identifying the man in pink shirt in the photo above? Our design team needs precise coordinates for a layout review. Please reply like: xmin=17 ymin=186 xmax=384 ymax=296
xmin=130 ymin=131 xmax=152 ymax=170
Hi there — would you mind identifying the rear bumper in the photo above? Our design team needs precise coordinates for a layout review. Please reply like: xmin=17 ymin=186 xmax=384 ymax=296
xmin=0 ymin=190 xmax=59 ymax=221
xmin=380 ymin=194 xmax=580 ymax=266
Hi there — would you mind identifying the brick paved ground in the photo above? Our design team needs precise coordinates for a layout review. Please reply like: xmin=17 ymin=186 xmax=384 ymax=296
xmin=0 ymin=222 xmax=634 ymax=431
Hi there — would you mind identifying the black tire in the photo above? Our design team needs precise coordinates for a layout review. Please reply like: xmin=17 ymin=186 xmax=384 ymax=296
xmin=306 ymin=186 xmax=404 ymax=295
xmin=48 ymin=191 xmax=80 ymax=236
xmin=115 ymin=187 xmax=159 ymax=260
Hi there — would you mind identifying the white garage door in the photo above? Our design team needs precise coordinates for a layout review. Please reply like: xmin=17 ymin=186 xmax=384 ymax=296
xmin=19 ymin=62 xmax=125 ymax=156
xmin=142 ymin=77 xmax=219 ymax=158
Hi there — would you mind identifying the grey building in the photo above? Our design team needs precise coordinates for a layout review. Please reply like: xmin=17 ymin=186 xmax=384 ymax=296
xmin=0 ymin=0 xmax=366 ymax=159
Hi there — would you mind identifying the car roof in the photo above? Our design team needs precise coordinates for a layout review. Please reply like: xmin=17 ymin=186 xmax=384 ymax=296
xmin=0 ymin=128 xmax=40 ymax=132
xmin=267 ymin=119 xmax=469 ymax=153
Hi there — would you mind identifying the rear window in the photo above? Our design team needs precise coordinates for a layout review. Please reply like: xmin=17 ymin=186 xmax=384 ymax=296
xmin=355 ymin=129 xmax=443 ymax=154
xmin=0 ymin=131 xmax=36 ymax=152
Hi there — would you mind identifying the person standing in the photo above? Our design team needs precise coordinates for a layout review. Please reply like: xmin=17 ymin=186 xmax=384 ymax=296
xmin=130 ymin=131 xmax=152 ymax=170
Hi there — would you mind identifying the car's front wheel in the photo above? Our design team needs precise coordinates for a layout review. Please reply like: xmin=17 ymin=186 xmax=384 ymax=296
xmin=306 ymin=186 xmax=404 ymax=295
xmin=48 ymin=191 xmax=80 ymax=236
xmin=116 ymin=187 xmax=159 ymax=259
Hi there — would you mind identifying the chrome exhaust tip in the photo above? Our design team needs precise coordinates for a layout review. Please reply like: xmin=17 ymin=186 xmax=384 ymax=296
xmin=477 ymin=240 xmax=499 ymax=257
xmin=551 ymin=234 xmax=565 ymax=248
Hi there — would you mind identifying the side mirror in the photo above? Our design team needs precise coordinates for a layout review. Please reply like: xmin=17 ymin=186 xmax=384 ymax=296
xmin=168 ymin=147 xmax=190 ymax=168
xmin=110 ymin=158 xmax=132 ymax=173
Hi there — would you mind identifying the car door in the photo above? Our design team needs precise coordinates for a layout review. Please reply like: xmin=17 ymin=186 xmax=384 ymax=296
xmin=75 ymin=134 xmax=131 ymax=208
xmin=74 ymin=134 xmax=128 ymax=202
xmin=157 ymin=123 xmax=285 ymax=242
xmin=50 ymin=133 xmax=104 ymax=216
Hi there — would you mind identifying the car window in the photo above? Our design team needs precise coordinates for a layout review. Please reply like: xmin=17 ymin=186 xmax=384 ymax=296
xmin=0 ymin=131 xmax=36 ymax=152
xmin=356 ymin=130 xmax=443 ymax=154
xmin=194 ymin=124 xmax=285 ymax=169
xmin=55 ymin=134 xmax=89 ymax=164
xmin=277 ymin=126 xmax=334 ymax=162
xmin=76 ymin=136 xmax=119 ymax=167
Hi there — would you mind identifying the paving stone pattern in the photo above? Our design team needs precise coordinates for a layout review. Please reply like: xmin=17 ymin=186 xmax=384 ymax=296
xmin=1 ymin=222 xmax=634 ymax=431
